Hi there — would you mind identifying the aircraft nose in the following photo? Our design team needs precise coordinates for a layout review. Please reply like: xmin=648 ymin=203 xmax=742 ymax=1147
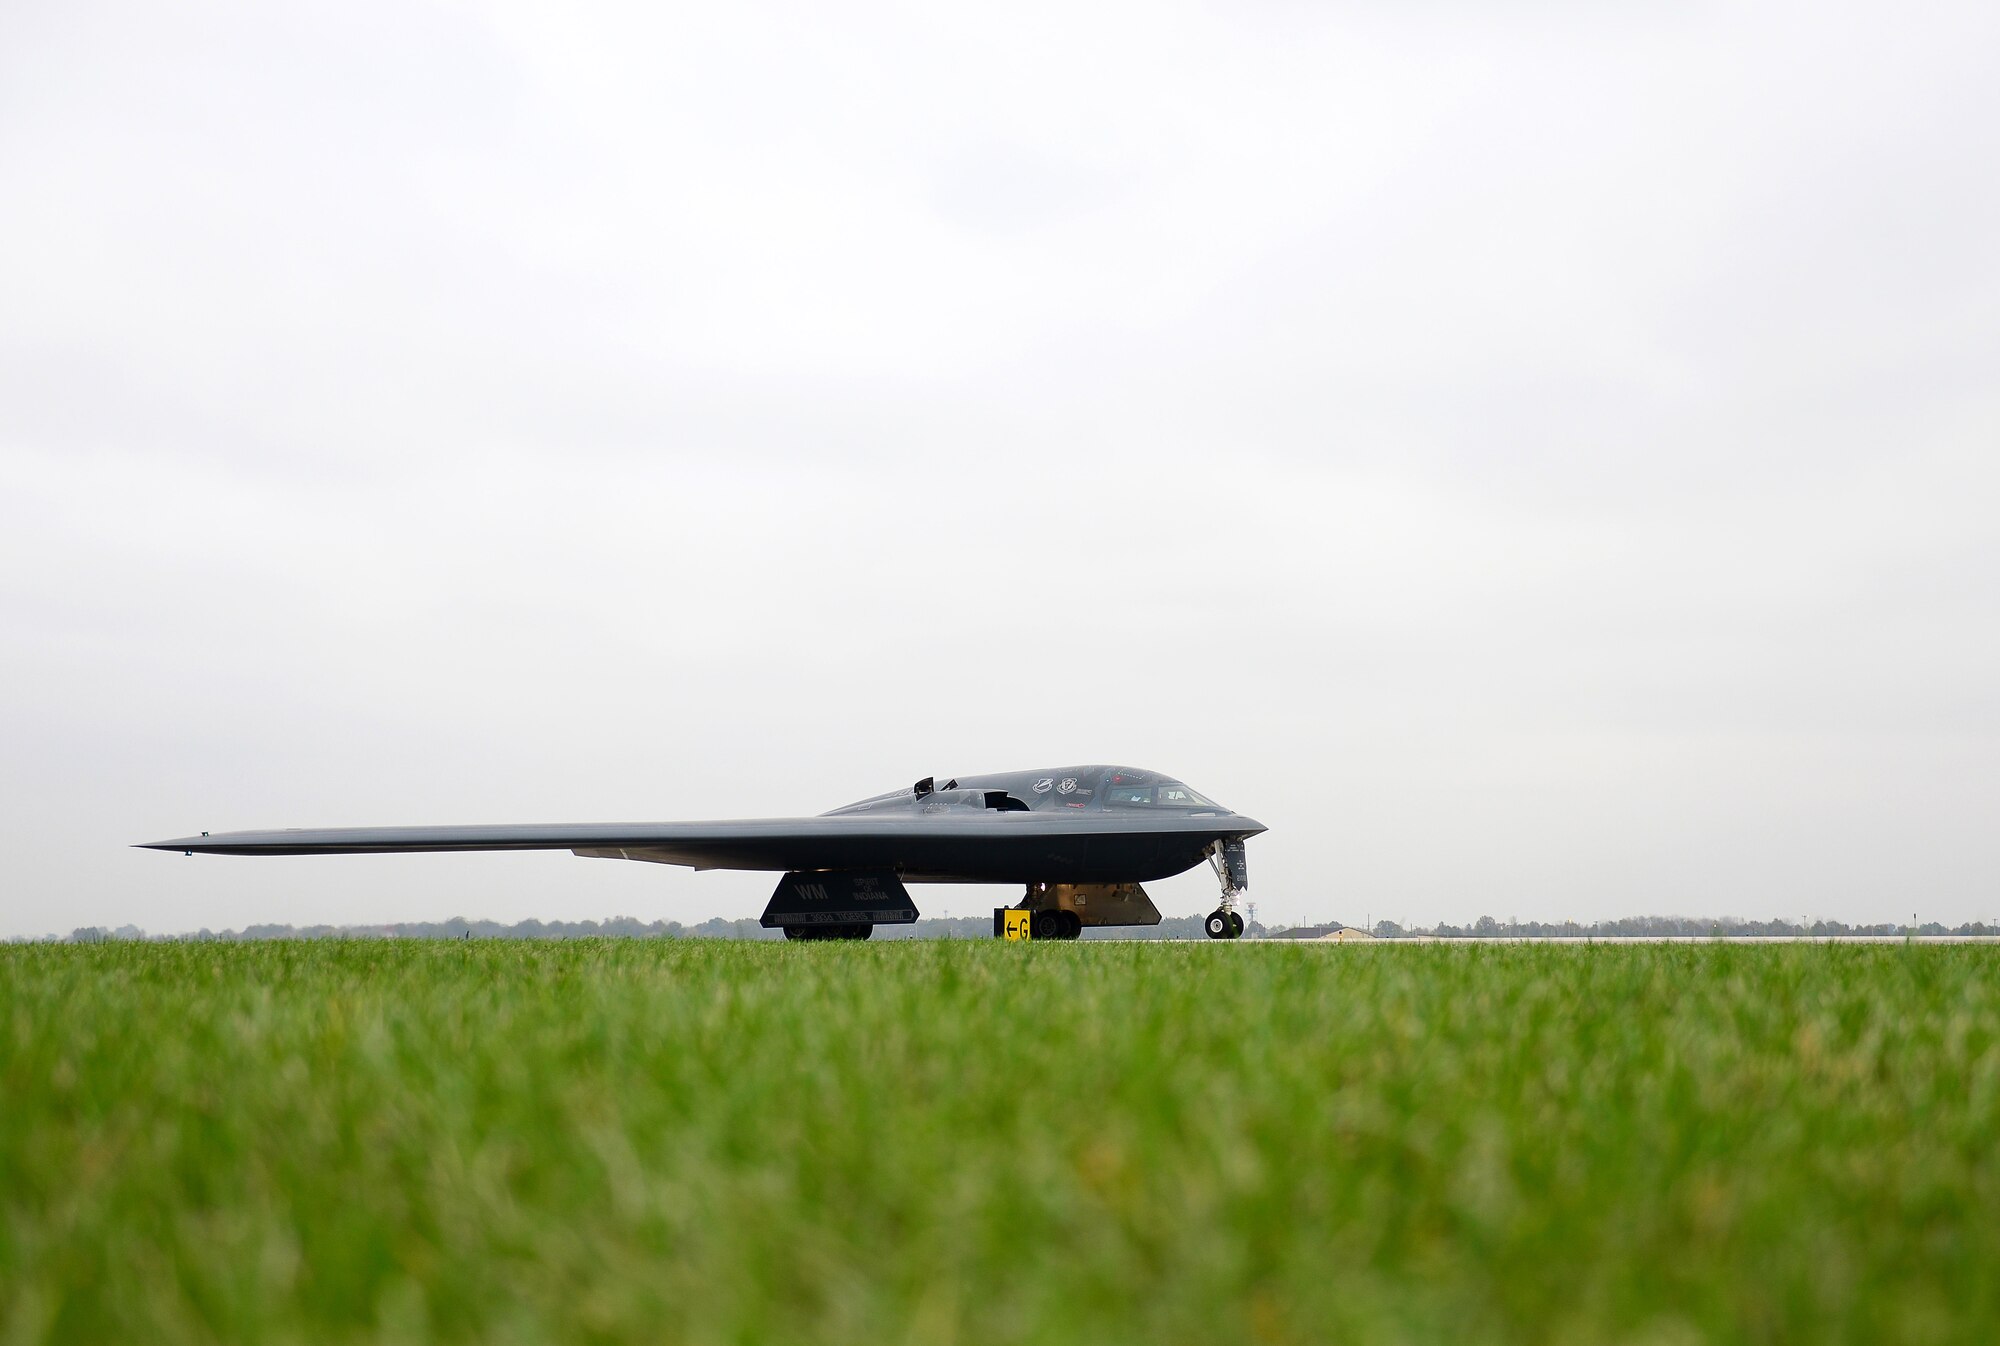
xmin=136 ymin=834 xmax=210 ymax=852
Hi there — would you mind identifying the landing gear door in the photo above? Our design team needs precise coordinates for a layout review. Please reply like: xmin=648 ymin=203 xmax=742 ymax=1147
xmin=760 ymin=872 xmax=918 ymax=928
xmin=1213 ymin=838 xmax=1249 ymax=895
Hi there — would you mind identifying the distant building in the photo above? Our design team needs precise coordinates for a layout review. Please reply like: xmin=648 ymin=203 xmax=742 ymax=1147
xmin=1265 ymin=923 xmax=1349 ymax=940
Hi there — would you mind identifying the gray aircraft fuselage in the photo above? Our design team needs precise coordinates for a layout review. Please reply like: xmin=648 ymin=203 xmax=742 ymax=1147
xmin=141 ymin=765 xmax=1265 ymax=938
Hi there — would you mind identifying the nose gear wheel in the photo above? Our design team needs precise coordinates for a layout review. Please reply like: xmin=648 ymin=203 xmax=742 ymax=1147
xmin=1206 ymin=839 xmax=1250 ymax=939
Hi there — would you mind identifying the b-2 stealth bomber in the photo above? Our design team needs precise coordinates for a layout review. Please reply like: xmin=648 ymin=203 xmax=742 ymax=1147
xmin=140 ymin=765 xmax=1267 ymax=940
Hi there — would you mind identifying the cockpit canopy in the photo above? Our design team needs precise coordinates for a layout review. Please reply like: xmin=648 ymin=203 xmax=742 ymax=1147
xmin=824 ymin=766 xmax=1228 ymax=817
xmin=1102 ymin=775 xmax=1219 ymax=808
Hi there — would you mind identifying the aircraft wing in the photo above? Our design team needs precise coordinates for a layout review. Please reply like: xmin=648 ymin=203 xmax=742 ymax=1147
xmin=137 ymin=812 xmax=1266 ymax=885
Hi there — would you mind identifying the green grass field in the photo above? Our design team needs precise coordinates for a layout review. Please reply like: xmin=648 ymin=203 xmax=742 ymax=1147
xmin=3 ymin=940 xmax=1996 ymax=1345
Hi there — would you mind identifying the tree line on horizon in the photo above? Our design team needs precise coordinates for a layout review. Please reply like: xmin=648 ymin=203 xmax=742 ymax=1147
xmin=1367 ymin=915 xmax=1992 ymax=939
xmin=30 ymin=913 xmax=1998 ymax=943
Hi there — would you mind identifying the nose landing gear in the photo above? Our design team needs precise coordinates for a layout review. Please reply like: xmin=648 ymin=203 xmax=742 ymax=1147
xmin=1204 ymin=910 xmax=1244 ymax=939
xmin=1205 ymin=839 xmax=1250 ymax=940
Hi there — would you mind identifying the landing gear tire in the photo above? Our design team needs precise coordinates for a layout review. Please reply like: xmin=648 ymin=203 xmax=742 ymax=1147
xmin=784 ymin=924 xmax=873 ymax=941
xmin=1026 ymin=909 xmax=1083 ymax=940
xmin=1205 ymin=840 xmax=1251 ymax=942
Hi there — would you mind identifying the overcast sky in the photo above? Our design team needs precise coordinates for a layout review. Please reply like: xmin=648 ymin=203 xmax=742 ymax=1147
xmin=3 ymin=0 xmax=1996 ymax=937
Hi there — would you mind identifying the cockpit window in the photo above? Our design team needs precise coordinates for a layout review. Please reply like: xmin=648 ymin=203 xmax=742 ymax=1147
xmin=1104 ymin=779 xmax=1217 ymax=808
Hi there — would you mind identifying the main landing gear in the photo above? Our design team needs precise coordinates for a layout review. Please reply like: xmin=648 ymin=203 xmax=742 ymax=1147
xmin=783 ymin=924 xmax=873 ymax=941
xmin=1005 ymin=881 xmax=1156 ymax=938
xmin=1030 ymin=909 xmax=1083 ymax=940
xmin=1205 ymin=838 xmax=1250 ymax=940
